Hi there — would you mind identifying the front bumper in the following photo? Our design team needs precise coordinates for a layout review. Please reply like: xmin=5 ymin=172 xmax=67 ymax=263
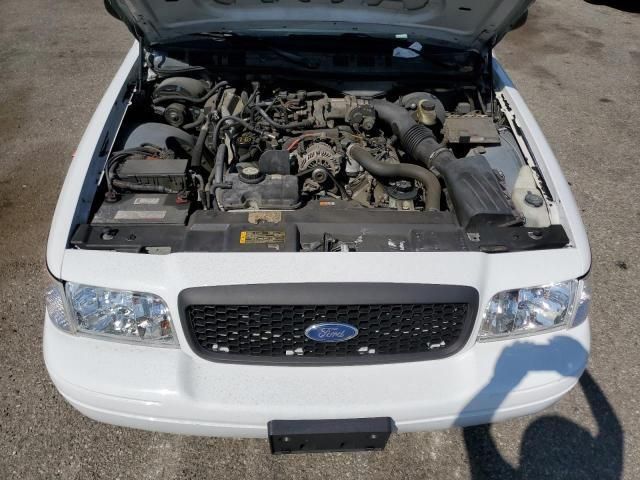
xmin=44 ymin=312 xmax=589 ymax=438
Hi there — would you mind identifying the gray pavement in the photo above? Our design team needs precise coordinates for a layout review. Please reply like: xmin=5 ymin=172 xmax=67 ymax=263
xmin=0 ymin=0 xmax=638 ymax=478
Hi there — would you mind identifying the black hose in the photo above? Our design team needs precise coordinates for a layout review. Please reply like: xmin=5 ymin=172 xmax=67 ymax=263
xmin=241 ymin=83 xmax=260 ymax=116
xmin=205 ymin=144 xmax=228 ymax=210
xmin=347 ymin=144 xmax=441 ymax=211
xmin=238 ymin=150 xmax=256 ymax=163
xmin=214 ymin=144 xmax=226 ymax=185
xmin=190 ymin=116 xmax=211 ymax=169
xmin=152 ymin=80 xmax=230 ymax=105
xmin=253 ymin=106 xmax=314 ymax=131
xmin=370 ymin=99 xmax=456 ymax=168
xmin=182 ymin=112 xmax=205 ymax=130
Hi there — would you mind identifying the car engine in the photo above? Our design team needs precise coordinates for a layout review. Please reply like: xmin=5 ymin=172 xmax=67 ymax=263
xmin=77 ymin=69 xmax=567 ymax=253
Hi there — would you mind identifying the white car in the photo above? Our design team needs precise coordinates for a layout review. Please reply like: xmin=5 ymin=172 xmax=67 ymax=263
xmin=44 ymin=0 xmax=591 ymax=453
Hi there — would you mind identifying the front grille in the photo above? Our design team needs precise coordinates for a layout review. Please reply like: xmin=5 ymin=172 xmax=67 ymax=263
xmin=185 ymin=302 xmax=471 ymax=364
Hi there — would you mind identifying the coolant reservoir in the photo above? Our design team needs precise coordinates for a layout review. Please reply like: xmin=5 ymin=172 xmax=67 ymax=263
xmin=512 ymin=167 xmax=551 ymax=228
xmin=469 ymin=129 xmax=552 ymax=228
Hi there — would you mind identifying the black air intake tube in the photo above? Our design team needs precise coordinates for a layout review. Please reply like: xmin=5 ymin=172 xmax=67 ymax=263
xmin=370 ymin=99 xmax=519 ymax=229
xmin=346 ymin=144 xmax=441 ymax=211
xmin=355 ymin=99 xmax=463 ymax=211
xmin=370 ymin=99 xmax=456 ymax=169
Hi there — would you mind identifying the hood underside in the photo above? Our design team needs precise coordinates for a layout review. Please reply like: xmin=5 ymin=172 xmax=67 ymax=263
xmin=106 ymin=0 xmax=533 ymax=51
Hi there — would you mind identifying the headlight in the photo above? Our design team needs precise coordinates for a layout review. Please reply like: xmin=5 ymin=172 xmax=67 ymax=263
xmin=45 ymin=280 xmax=177 ymax=347
xmin=478 ymin=277 xmax=590 ymax=342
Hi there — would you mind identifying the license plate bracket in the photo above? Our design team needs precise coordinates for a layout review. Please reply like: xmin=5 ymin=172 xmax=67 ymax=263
xmin=268 ymin=417 xmax=393 ymax=454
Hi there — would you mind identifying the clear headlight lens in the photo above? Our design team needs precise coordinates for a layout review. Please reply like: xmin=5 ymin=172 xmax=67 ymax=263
xmin=45 ymin=281 xmax=74 ymax=332
xmin=45 ymin=280 xmax=177 ymax=347
xmin=478 ymin=278 xmax=590 ymax=342
xmin=571 ymin=275 xmax=592 ymax=327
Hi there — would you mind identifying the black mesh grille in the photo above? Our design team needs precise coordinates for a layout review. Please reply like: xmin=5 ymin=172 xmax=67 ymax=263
xmin=185 ymin=303 xmax=470 ymax=363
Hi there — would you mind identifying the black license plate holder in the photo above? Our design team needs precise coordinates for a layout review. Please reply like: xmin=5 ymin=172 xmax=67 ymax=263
xmin=268 ymin=417 xmax=393 ymax=454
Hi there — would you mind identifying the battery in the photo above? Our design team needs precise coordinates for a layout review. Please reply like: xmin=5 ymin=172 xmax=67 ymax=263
xmin=92 ymin=194 xmax=190 ymax=225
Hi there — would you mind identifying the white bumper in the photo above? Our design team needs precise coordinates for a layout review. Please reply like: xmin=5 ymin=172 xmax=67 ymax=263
xmin=44 ymin=248 xmax=590 ymax=437
xmin=44 ymin=306 xmax=589 ymax=438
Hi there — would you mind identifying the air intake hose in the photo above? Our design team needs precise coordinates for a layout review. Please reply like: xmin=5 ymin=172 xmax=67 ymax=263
xmin=370 ymin=100 xmax=519 ymax=229
xmin=370 ymin=99 xmax=456 ymax=169
xmin=346 ymin=144 xmax=441 ymax=211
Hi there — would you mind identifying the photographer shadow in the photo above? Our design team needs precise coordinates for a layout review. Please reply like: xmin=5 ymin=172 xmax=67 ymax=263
xmin=458 ymin=337 xmax=623 ymax=479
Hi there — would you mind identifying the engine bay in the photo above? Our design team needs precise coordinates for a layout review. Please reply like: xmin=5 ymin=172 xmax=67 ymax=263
xmin=72 ymin=52 xmax=569 ymax=253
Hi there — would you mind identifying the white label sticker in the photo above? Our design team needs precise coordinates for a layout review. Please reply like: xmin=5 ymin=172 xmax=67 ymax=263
xmin=133 ymin=197 xmax=161 ymax=205
xmin=114 ymin=210 xmax=166 ymax=220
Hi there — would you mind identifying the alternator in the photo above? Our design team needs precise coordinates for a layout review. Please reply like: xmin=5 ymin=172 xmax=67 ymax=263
xmin=299 ymin=142 xmax=341 ymax=175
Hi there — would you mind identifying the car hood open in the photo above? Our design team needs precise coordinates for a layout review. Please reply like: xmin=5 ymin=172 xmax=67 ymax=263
xmin=105 ymin=0 xmax=533 ymax=52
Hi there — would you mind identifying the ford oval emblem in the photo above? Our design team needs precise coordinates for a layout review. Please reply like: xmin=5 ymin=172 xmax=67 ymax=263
xmin=305 ymin=323 xmax=359 ymax=343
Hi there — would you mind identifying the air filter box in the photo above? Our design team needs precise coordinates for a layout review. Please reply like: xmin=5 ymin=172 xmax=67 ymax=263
xmin=435 ymin=155 xmax=518 ymax=230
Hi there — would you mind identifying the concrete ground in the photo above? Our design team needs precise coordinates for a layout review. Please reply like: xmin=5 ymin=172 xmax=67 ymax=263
xmin=0 ymin=0 xmax=638 ymax=478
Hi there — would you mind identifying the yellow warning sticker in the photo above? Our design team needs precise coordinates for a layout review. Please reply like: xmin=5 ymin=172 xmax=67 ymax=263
xmin=239 ymin=230 xmax=286 ymax=245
